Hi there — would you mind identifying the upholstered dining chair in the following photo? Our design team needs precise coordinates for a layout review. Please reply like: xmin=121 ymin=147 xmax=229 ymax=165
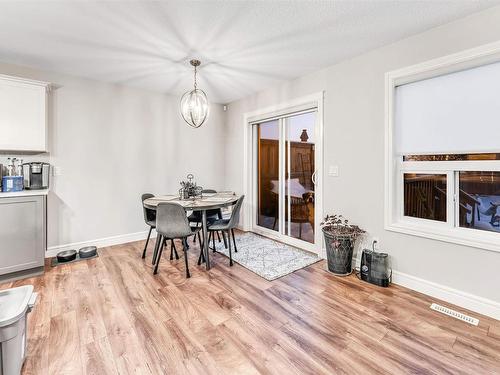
xmin=188 ymin=189 xmax=227 ymax=247
xmin=153 ymin=202 xmax=204 ymax=277
xmin=141 ymin=193 xmax=179 ymax=261
xmin=141 ymin=193 xmax=156 ymax=258
xmin=205 ymin=195 xmax=245 ymax=267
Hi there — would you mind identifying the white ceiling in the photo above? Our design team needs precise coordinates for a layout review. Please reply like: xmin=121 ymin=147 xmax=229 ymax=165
xmin=0 ymin=1 xmax=497 ymax=103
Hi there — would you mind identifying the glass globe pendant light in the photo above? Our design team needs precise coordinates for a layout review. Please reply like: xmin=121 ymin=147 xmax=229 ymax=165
xmin=180 ymin=59 xmax=209 ymax=128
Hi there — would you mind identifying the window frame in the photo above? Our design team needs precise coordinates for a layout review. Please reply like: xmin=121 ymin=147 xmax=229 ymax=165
xmin=385 ymin=41 xmax=500 ymax=252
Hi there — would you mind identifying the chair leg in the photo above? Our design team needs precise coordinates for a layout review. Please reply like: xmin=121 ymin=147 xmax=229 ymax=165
xmin=227 ymin=230 xmax=233 ymax=267
xmin=169 ymin=239 xmax=174 ymax=260
xmin=152 ymin=235 xmax=161 ymax=265
xmin=197 ymin=231 xmax=206 ymax=265
xmin=216 ymin=231 xmax=221 ymax=243
xmin=161 ymin=237 xmax=167 ymax=260
xmin=221 ymin=231 xmax=228 ymax=249
xmin=299 ymin=222 xmax=302 ymax=239
xmin=142 ymin=226 xmax=152 ymax=259
xmin=182 ymin=238 xmax=191 ymax=278
xmin=153 ymin=236 xmax=165 ymax=274
xmin=212 ymin=231 xmax=216 ymax=253
xmin=231 ymin=228 xmax=237 ymax=252
xmin=207 ymin=232 xmax=212 ymax=250
xmin=172 ymin=239 xmax=179 ymax=260
xmin=197 ymin=231 xmax=203 ymax=248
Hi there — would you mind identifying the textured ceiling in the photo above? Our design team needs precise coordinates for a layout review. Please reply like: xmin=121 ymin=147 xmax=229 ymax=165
xmin=0 ymin=1 xmax=497 ymax=103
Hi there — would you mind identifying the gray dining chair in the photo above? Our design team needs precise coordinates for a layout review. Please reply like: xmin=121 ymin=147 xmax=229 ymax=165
xmin=141 ymin=193 xmax=155 ymax=259
xmin=142 ymin=193 xmax=178 ymax=261
xmin=188 ymin=189 xmax=227 ymax=247
xmin=153 ymin=202 xmax=204 ymax=277
xmin=206 ymin=195 xmax=245 ymax=267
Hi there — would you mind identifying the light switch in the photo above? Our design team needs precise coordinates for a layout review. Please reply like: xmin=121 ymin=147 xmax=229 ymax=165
xmin=328 ymin=165 xmax=339 ymax=177
xmin=53 ymin=166 xmax=63 ymax=176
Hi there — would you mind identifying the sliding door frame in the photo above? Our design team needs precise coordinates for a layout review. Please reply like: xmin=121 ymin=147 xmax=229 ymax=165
xmin=242 ymin=92 xmax=324 ymax=255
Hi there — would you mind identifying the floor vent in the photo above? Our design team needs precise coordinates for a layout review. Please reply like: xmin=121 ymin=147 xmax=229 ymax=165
xmin=430 ymin=303 xmax=479 ymax=326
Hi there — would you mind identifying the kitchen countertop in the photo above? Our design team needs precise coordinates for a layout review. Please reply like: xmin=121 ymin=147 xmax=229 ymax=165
xmin=0 ymin=189 xmax=49 ymax=198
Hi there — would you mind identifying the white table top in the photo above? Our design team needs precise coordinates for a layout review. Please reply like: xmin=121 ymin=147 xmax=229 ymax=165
xmin=144 ymin=192 xmax=240 ymax=210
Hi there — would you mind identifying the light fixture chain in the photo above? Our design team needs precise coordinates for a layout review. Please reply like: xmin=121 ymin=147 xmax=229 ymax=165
xmin=194 ymin=65 xmax=197 ymax=90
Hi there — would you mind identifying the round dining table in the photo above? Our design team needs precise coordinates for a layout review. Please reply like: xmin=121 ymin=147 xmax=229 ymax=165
xmin=143 ymin=192 xmax=240 ymax=270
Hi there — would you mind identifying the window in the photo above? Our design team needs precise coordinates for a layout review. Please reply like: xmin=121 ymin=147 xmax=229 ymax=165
xmin=386 ymin=50 xmax=500 ymax=252
xmin=403 ymin=173 xmax=447 ymax=222
xmin=399 ymin=159 xmax=500 ymax=233
xmin=459 ymin=171 xmax=500 ymax=234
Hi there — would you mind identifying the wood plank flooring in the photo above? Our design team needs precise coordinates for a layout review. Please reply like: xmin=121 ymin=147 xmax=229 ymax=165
xmin=2 ymin=236 xmax=499 ymax=375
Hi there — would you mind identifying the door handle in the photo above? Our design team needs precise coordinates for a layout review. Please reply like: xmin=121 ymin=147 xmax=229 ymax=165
xmin=311 ymin=170 xmax=318 ymax=185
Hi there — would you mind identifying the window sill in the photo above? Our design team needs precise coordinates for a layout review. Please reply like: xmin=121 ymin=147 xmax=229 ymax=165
xmin=385 ymin=220 xmax=500 ymax=253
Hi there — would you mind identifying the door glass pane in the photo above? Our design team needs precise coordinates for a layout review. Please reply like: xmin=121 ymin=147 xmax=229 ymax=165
xmin=459 ymin=171 xmax=500 ymax=233
xmin=257 ymin=120 xmax=280 ymax=231
xmin=284 ymin=112 xmax=315 ymax=243
xmin=403 ymin=173 xmax=447 ymax=221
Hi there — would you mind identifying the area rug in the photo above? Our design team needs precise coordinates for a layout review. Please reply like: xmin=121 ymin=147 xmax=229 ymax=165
xmin=213 ymin=231 xmax=320 ymax=280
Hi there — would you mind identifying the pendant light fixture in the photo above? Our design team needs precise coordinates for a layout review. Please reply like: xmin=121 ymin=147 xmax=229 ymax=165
xmin=180 ymin=59 xmax=209 ymax=128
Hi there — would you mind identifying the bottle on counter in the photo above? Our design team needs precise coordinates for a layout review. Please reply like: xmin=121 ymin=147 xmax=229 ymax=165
xmin=16 ymin=159 xmax=23 ymax=177
xmin=6 ymin=158 xmax=13 ymax=176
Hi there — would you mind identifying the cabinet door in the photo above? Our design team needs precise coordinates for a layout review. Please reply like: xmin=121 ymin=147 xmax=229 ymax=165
xmin=0 ymin=196 xmax=46 ymax=275
xmin=0 ymin=77 xmax=47 ymax=152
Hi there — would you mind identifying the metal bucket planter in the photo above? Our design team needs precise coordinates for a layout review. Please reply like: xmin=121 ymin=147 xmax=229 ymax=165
xmin=322 ymin=228 xmax=356 ymax=276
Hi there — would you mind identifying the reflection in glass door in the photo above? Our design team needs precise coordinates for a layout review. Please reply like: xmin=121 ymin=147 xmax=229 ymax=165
xmin=257 ymin=119 xmax=280 ymax=232
xmin=255 ymin=111 xmax=316 ymax=245
xmin=285 ymin=113 xmax=315 ymax=243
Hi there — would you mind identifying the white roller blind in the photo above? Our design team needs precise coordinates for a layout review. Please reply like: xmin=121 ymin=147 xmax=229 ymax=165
xmin=395 ymin=61 xmax=500 ymax=155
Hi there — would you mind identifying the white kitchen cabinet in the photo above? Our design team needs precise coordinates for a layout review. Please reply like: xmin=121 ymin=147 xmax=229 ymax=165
xmin=0 ymin=195 xmax=46 ymax=278
xmin=0 ymin=74 xmax=49 ymax=152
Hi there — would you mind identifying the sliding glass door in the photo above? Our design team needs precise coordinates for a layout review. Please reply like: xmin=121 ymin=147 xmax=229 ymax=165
xmin=254 ymin=109 xmax=317 ymax=249
xmin=256 ymin=119 xmax=281 ymax=232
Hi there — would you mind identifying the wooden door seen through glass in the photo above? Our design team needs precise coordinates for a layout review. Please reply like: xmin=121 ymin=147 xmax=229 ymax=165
xmin=256 ymin=112 xmax=316 ymax=244
xmin=257 ymin=119 xmax=280 ymax=232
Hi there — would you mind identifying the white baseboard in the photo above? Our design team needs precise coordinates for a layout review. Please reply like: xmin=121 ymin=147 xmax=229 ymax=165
xmin=46 ymin=230 xmax=157 ymax=257
xmin=391 ymin=270 xmax=500 ymax=321
xmin=351 ymin=254 xmax=500 ymax=320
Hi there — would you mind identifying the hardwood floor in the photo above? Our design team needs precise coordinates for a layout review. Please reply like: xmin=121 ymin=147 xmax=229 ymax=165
xmin=2 ymin=236 xmax=499 ymax=375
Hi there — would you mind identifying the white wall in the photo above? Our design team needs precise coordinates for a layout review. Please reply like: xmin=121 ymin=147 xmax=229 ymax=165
xmin=223 ymin=7 xmax=500 ymax=305
xmin=0 ymin=61 xmax=225 ymax=250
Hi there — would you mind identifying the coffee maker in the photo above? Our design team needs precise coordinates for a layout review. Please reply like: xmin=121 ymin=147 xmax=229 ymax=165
xmin=22 ymin=162 xmax=50 ymax=190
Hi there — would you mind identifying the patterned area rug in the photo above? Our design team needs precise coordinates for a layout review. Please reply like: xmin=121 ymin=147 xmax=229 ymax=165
xmin=213 ymin=231 xmax=320 ymax=280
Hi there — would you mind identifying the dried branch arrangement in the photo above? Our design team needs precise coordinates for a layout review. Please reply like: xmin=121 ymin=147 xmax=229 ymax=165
xmin=321 ymin=214 xmax=365 ymax=238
